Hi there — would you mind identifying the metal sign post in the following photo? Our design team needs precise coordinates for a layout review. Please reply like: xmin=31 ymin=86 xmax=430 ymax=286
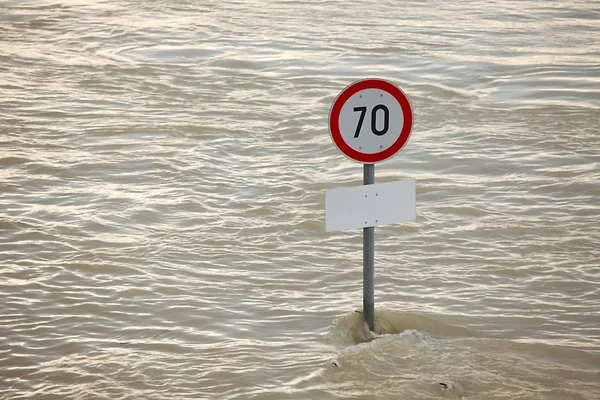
xmin=363 ymin=163 xmax=375 ymax=331
xmin=327 ymin=79 xmax=415 ymax=332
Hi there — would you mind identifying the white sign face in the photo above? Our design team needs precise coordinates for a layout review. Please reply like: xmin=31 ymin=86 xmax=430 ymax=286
xmin=325 ymin=179 xmax=416 ymax=232
xmin=337 ymin=89 xmax=405 ymax=155
xmin=329 ymin=79 xmax=413 ymax=164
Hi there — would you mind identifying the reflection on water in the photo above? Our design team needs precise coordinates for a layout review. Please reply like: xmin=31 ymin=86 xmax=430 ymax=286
xmin=1 ymin=0 xmax=599 ymax=399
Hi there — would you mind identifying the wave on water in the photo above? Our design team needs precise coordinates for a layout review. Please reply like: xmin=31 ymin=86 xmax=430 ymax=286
xmin=317 ymin=310 xmax=599 ymax=400
xmin=327 ymin=309 xmax=476 ymax=346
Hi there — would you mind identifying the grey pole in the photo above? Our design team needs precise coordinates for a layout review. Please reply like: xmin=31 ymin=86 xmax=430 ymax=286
xmin=363 ymin=163 xmax=375 ymax=331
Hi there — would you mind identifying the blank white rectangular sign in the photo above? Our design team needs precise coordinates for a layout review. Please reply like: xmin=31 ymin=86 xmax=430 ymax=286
xmin=325 ymin=179 xmax=416 ymax=232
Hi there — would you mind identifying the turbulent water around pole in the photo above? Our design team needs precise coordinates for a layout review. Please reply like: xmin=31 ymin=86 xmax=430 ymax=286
xmin=1 ymin=1 xmax=599 ymax=399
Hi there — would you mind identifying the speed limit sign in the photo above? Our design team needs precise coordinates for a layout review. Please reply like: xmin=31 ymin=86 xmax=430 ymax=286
xmin=328 ymin=79 xmax=413 ymax=163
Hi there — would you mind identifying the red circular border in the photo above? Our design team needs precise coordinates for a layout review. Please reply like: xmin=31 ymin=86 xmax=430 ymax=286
xmin=328 ymin=79 xmax=413 ymax=163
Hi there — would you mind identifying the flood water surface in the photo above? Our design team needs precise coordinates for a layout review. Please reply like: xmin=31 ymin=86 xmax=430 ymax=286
xmin=1 ymin=1 xmax=599 ymax=399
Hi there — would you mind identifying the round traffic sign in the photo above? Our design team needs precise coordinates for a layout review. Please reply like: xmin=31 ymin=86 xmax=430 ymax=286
xmin=328 ymin=79 xmax=413 ymax=163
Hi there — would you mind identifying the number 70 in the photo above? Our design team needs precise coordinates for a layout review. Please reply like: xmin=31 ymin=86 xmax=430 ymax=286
xmin=353 ymin=104 xmax=390 ymax=138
